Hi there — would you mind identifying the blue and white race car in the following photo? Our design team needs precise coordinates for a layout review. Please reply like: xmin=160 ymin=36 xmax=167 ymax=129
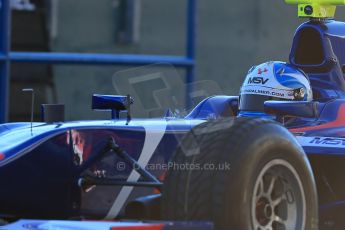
xmin=3 ymin=2 xmax=345 ymax=230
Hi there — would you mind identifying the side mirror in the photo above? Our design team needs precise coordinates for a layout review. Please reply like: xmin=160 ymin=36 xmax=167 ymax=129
xmin=92 ymin=94 xmax=130 ymax=111
xmin=92 ymin=94 xmax=133 ymax=120
xmin=264 ymin=101 xmax=319 ymax=118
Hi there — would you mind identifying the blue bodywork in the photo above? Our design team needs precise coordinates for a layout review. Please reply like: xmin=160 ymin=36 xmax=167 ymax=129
xmin=0 ymin=119 xmax=199 ymax=218
xmin=2 ymin=19 xmax=345 ymax=229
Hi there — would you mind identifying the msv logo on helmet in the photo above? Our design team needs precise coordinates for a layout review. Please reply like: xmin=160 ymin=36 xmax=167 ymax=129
xmin=247 ymin=77 xmax=269 ymax=85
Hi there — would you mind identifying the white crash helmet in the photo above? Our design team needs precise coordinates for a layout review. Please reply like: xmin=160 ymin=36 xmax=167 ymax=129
xmin=239 ymin=61 xmax=312 ymax=112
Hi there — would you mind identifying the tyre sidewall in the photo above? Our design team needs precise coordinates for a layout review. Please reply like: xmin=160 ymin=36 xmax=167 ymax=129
xmin=214 ymin=123 xmax=318 ymax=230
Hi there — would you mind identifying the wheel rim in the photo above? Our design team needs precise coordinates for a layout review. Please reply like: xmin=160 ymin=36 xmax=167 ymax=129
xmin=251 ymin=159 xmax=306 ymax=230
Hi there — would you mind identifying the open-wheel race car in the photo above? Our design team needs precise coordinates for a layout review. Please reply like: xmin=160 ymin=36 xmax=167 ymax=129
xmin=3 ymin=0 xmax=345 ymax=230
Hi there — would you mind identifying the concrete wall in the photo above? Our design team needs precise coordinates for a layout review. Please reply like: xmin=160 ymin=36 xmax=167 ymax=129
xmin=52 ymin=0 xmax=345 ymax=120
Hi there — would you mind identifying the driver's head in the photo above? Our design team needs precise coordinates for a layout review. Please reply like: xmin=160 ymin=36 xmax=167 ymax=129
xmin=239 ymin=61 xmax=312 ymax=114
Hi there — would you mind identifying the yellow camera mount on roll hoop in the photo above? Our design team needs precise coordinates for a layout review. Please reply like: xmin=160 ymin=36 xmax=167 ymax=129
xmin=285 ymin=0 xmax=345 ymax=18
